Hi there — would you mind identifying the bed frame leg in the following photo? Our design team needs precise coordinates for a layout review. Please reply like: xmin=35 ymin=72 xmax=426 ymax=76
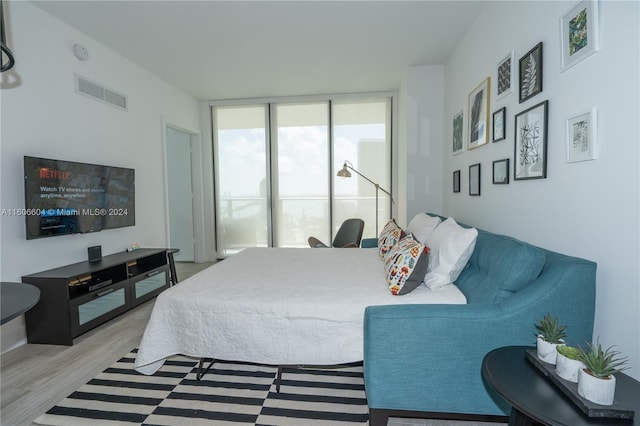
xmin=276 ymin=366 xmax=283 ymax=393
xmin=196 ymin=357 xmax=215 ymax=380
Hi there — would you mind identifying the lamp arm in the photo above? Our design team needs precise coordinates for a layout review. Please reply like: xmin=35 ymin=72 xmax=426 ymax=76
xmin=0 ymin=0 xmax=15 ymax=73
xmin=346 ymin=164 xmax=395 ymax=203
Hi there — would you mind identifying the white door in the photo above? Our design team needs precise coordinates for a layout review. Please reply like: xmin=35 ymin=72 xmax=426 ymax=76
xmin=166 ymin=127 xmax=195 ymax=261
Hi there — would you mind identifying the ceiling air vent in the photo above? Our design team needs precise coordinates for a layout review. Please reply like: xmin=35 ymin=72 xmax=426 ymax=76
xmin=75 ymin=74 xmax=128 ymax=111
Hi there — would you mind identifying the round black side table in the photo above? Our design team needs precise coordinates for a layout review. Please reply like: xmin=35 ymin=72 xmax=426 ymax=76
xmin=1 ymin=282 xmax=40 ymax=325
xmin=482 ymin=346 xmax=639 ymax=426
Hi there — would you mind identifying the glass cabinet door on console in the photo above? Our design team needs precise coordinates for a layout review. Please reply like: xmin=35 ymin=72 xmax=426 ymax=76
xmin=130 ymin=267 xmax=169 ymax=304
xmin=69 ymin=280 xmax=129 ymax=337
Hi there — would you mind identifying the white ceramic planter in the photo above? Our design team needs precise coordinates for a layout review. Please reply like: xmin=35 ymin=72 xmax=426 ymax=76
xmin=537 ymin=336 xmax=562 ymax=364
xmin=578 ymin=369 xmax=616 ymax=405
xmin=556 ymin=352 xmax=585 ymax=383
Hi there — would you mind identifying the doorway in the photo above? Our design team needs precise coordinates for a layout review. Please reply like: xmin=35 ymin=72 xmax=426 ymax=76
xmin=165 ymin=126 xmax=195 ymax=262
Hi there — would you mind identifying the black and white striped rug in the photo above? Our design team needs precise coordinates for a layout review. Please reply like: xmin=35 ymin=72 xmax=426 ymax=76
xmin=34 ymin=350 xmax=369 ymax=425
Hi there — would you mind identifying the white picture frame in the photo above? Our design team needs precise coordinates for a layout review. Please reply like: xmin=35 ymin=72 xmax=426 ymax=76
xmin=566 ymin=108 xmax=597 ymax=163
xmin=496 ymin=50 xmax=515 ymax=100
xmin=560 ymin=0 xmax=600 ymax=72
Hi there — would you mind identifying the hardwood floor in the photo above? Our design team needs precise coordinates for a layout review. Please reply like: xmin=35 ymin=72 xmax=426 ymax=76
xmin=0 ymin=261 xmax=213 ymax=426
xmin=1 ymin=299 xmax=155 ymax=425
xmin=0 ymin=261 xmax=502 ymax=426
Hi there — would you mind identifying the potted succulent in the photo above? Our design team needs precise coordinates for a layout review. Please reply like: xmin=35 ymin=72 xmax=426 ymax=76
xmin=577 ymin=340 xmax=629 ymax=405
xmin=534 ymin=313 xmax=567 ymax=364
xmin=555 ymin=345 xmax=584 ymax=383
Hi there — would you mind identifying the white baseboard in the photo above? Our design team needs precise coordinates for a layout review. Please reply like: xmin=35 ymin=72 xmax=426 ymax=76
xmin=1 ymin=316 xmax=27 ymax=354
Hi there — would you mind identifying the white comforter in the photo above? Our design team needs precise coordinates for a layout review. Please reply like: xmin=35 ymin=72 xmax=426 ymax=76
xmin=134 ymin=247 xmax=466 ymax=375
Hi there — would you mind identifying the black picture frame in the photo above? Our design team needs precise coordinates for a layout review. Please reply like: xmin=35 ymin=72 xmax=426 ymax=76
xmin=453 ymin=111 xmax=464 ymax=155
xmin=519 ymin=42 xmax=543 ymax=103
xmin=469 ymin=163 xmax=481 ymax=196
xmin=497 ymin=50 xmax=515 ymax=100
xmin=493 ymin=107 xmax=506 ymax=142
xmin=514 ymin=100 xmax=549 ymax=180
xmin=453 ymin=170 xmax=461 ymax=193
xmin=493 ymin=158 xmax=510 ymax=184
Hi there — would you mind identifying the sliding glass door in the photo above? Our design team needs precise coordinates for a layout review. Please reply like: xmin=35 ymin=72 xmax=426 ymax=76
xmin=212 ymin=96 xmax=391 ymax=257
xmin=333 ymin=99 xmax=391 ymax=239
xmin=272 ymin=103 xmax=330 ymax=247
xmin=213 ymin=105 xmax=269 ymax=257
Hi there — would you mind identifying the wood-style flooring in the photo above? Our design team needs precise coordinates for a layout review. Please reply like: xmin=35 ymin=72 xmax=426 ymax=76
xmin=0 ymin=261 xmax=503 ymax=426
xmin=0 ymin=261 xmax=212 ymax=426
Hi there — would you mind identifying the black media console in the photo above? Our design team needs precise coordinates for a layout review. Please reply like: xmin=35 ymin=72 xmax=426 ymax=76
xmin=22 ymin=248 xmax=172 ymax=345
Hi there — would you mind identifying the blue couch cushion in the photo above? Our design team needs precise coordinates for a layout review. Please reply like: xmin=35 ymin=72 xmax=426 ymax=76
xmin=455 ymin=230 xmax=545 ymax=303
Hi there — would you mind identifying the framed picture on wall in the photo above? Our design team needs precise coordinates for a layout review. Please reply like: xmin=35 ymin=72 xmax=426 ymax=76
xmin=469 ymin=163 xmax=481 ymax=196
xmin=519 ymin=42 xmax=543 ymax=103
xmin=514 ymin=100 xmax=548 ymax=180
xmin=497 ymin=50 xmax=515 ymax=100
xmin=493 ymin=107 xmax=506 ymax=142
xmin=493 ymin=158 xmax=509 ymax=184
xmin=453 ymin=110 xmax=464 ymax=155
xmin=468 ymin=77 xmax=490 ymax=149
xmin=566 ymin=108 xmax=597 ymax=162
xmin=560 ymin=0 xmax=600 ymax=72
xmin=453 ymin=170 xmax=461 ymax=193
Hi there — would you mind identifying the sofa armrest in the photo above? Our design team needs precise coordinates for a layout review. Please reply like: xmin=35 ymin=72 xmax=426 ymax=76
xmin=363 ymin=303 xmax=525 ymax=415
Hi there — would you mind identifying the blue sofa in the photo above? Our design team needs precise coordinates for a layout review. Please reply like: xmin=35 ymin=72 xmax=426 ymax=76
xmin=363 ymin=216 xmax=596 ymax=424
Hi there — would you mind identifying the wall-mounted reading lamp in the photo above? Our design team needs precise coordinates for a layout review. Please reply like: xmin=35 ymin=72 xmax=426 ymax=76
xmin=337 ymin=160 xmax=394 ymax=235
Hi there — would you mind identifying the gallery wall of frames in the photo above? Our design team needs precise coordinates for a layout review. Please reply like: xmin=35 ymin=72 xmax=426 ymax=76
xmin=450 ymin=0 xmax=599 ymax=197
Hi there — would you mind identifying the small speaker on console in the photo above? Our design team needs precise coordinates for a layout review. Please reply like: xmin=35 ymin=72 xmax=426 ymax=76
xmin=88 ymin=245 xmax=102 ymax=263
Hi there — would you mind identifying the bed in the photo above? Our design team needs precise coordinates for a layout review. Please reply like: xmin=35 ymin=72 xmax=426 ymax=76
xmin=134 ymin=247 xmax=466 ymax=375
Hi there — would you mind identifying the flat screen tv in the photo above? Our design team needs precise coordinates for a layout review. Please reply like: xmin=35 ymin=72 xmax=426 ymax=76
xmin=24 ymin=156 xmax=135 ymax=240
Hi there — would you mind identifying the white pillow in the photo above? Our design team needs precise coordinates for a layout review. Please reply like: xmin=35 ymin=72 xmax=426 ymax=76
xmin=406 ymin=213 xmax=441 ymax=244
xmin=424 ymin=217 xmax=478 ymax=290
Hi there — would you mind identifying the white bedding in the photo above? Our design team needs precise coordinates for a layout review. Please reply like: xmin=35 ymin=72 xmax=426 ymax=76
xmin=134 ymin=247 xmax=466 ymax=375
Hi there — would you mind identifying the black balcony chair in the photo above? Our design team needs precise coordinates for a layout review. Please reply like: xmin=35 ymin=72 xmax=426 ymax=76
xmin=307 ymin=218 xmax=365 ymax=248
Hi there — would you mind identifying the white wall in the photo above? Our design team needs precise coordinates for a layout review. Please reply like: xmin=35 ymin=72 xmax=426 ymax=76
xmin=0 ymin=2 xmax=201 ymax=351
xmin=397 ymin=65 xmax=445 ymax=227
xmin=440 ymin=1 xmax=639 ymax=378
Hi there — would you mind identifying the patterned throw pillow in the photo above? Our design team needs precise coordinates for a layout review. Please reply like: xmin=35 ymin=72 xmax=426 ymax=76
xmin=386 ymin=234 xmax=430 ymax=295
xmin=378 ymin=219 xmax=405 ymax=259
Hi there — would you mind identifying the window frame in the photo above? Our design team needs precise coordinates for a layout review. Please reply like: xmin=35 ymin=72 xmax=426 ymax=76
xmin=210 ymin=92 xmax=395 ymax=256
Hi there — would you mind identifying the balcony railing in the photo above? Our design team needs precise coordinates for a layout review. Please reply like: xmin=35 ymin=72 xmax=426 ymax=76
xmin=217 ymin=195 xmax=389 ymax=255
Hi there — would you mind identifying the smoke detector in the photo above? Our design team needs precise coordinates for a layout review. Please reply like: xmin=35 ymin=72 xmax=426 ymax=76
xmin=73 ymin=44 xmax=89 ymax=61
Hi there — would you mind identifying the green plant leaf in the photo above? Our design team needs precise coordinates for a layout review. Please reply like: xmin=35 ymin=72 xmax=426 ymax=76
xmin=534 ymin=313 xmax=567 ymax=344
xmin=557 ymin=345 xmax=581 ymax=360
xmin=577 ymin=339 xmax=629 ymax=378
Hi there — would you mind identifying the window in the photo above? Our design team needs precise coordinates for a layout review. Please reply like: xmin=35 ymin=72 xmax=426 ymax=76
xmin=272 ymin=103 xmax=330 ymax=247
xmin=212 ymin=96 xmax=392 ymax=257
xmin=213 ymin=105 xmax=269 ymax=256
xmin=333 ymin=99 xmax=391 ymax=239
